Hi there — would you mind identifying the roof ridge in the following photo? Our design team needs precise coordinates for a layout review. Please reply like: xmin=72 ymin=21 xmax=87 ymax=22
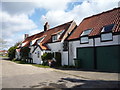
xmin=27 ymin=20 xmax=73 ymax=38
xmin=46 ymin=20 xmax=73 ymax=32
xmin=83 ymin=7 xmax=120 ymax=20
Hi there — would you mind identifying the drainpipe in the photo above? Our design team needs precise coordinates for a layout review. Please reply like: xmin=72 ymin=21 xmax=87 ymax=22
xmin=68 ymin=41 xmax=69 ymax=66
xmin=93 ymin=37 xmax=97 ymax=69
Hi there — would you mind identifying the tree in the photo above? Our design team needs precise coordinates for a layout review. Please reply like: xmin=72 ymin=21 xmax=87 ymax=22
xmin=7 ymin=41 xmax=22 ymax=60
xmin=20 ymin=47 xmax=30 ymax=61
xmin=8 ymin=46 xmax=17 ymax=60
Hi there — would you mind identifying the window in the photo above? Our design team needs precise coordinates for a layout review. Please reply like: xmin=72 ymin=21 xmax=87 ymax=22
xmin=63 ymin=41 xmax=68 ymax=51
xmin=52 ymin=35 xmax=58 ymax=42
xmin=52 ymin=30 xmax=65 ymax=42
xmin=30 ymin=41 xmax=32 ymax=46
xmin=101 ymin=24 xmax=114 ymax=41
xmin=80 ymin=37 xmax=89 ymax=43
xmin=80 ymin=29 xmax=92 ymax=44
xmin=101 ymin=33 xmax=112 ymax=41
xmin=101 ymin=24 xmax=115 ymax=33
xmin=81 ymin=29 xmax=92 ymax=36
xmin=37 ymin=51 xmax=39 ymax=58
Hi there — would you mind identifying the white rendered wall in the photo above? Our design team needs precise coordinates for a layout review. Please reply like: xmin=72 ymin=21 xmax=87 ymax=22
xmin=69 ymin=39 xmax=93 ymax=66
xmin=48 ymin=42 xmax=63 ymax=52
xmin=32 ymin=47 xmax=43 ymax=64
xmin=95 ymin=35 xmax=120 ymax=46
xmin=15 ymin=51 xmax=21 ymax=60
xmin=48 ymin=42 xmax=69 ymax=66
xmin=68 ymin=35 xmax=120 ymax=66
xmin=62 ymin=51 xmax=68 ymax=66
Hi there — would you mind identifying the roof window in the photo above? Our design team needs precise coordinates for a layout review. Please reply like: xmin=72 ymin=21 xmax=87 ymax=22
xmin=101 ymin=24 xmax=115 ymax=33
xmin=81 ymin=29 xmax=92 ymax=36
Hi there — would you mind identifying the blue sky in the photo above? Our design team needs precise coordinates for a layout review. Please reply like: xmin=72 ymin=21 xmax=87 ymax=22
xmin=1 ymin=0 xmax=119 ymax=50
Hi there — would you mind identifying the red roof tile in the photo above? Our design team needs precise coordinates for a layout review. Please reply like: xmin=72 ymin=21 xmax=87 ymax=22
xmin=22 ymin=21 xmax=74 ymax=50
xmin=68 ymin=8 xmax=120 ymax=40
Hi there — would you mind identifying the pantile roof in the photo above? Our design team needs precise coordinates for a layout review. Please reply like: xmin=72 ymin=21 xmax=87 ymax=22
xmin=68 ymin=7 xmax=120 ymax=40
xmin=22 ymin=21 xmax=74 ymax=50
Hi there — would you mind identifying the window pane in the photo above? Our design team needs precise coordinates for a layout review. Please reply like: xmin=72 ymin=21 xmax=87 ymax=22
xmin=101 ymin=33 xmax=112 ymax=41
xmin=102 ymin=24 xmax=115 ymax=32
xmin=80 ymin=37 xmax=89 ymax=43
xmin=81 ymin=29 xmax=92 ymax=36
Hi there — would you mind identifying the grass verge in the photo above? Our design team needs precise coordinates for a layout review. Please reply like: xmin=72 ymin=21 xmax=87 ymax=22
xmin=13 ymin=60 xmax=50 ymax=68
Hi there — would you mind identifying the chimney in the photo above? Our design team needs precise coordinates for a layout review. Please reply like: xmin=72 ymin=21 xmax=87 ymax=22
xmin=44 ymin=22 xmax=49 ymax=32
xmin=24 ymin=34 xmax=29 ymax=39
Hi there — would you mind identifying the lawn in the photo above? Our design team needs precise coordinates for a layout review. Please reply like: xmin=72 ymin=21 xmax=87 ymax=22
xmin=13 ymin=60 xmax=50 ymax=68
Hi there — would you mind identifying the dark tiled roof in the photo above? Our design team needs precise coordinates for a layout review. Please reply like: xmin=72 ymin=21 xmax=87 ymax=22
xmin=22 ymin=21 xmax=73 ymax=49
xmin=68 ymin=7 xmax=120 ymax=40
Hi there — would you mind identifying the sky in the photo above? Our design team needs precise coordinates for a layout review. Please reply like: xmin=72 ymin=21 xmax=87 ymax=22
xmin=0 ymin=0 xmax=119 ymax=50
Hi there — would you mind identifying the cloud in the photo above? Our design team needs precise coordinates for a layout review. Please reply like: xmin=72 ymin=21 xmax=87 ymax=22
xmin=1 ymin=0 xmax=119 ymax=50
xmin=41 ymin=0 xmax=119 ymax=26
xmin=1 ymin=11 xmax=38 ymax=49
xmin=1 ymin=11 xmax=37 ymax=37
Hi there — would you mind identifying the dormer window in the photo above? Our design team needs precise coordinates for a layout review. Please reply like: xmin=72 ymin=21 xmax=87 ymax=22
xmin=80 ymin=29 xmax=92 ymax=44
xmin=52 ymin=30 xmax=65 ymax=42
xmin=101 ymin=24 xmax=115 ymax=41
xmin=52 ymin=35 xmax=58 ymax=42
xmin=30 ymin=41 xmax=32 ymax=46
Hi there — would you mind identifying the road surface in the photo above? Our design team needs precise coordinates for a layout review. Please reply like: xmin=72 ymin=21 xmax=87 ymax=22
xmin=1 ymin=57 xmax=119 ymax=88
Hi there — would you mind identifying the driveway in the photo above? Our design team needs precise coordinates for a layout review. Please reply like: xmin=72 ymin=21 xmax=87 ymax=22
xmin=1 ymin=58 xmax=119 ymax=88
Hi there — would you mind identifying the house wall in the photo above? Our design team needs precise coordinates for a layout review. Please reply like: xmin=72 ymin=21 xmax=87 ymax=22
xmin=48 ymin=42 xmax=69 ymax=66
xmin=15 ymin=51 xmax=21 ymax=60
xmin=32 ymin=46 xmax=43 ymax=64
xmin=95 ymin=35 xmax=120 ymax=46
xmin=62 ymin=51 xmax=68 ymax=66
xmin=69 ymin=39 xmax=93 ymax=66
xmin=68 ymin=34 xmax=120 ymax=66
xmin=48 ymin=42 xmax=63 ymax=52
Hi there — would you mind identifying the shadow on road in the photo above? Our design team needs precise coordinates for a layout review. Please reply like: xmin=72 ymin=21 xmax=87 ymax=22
xmin=60 ymin=77 xmax=120 ymax=88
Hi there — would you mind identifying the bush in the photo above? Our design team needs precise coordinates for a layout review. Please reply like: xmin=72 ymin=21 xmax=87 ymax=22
xmin=41 ymin=53 xmax=53 ymax=65
xmin=20 ymin=47 xmax=30 ymax=60
xmin=8 ymin=46 xmax=17 ymax=60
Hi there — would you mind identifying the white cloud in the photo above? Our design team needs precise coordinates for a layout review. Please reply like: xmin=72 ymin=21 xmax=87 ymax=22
xmin=41 ymin=0 xmax=119 ymax=26
xmin=1 ymin=11 xmax=37 ymax=37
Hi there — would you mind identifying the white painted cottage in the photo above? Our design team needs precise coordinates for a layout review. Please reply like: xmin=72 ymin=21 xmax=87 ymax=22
xmin=20 ymin=21 xmax=77 ymax=65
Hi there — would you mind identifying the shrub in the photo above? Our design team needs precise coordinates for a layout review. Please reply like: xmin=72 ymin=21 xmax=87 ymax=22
xmin=20 ymin=46 xmax=30 ymax=60
xmin=8 ymin=46 xmax=17 ymax=60
xmin=41 ymin=53 xmax=53 ymax=65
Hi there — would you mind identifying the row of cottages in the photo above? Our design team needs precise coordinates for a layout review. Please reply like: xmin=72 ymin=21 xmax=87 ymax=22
xmin=16 ymin=20 xmax=77 ymax=65
xmin=16 ymin=7 xmax=120 ymax=72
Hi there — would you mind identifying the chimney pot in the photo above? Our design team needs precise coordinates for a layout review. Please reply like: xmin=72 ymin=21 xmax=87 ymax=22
xmin=24 ymin=34 xmax=29 ymax=39
xmin=44 ymin=22 xmax=49 ymax=32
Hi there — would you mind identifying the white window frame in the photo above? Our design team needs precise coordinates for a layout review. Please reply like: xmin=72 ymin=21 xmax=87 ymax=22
xmin=80 ymin=29 xmax=92 ymax=44
xmin=80 ymin=37 xmax=89 ymax=44
xmin=52 ymin=35 xmax=58 ymax=42
xmin=101 ymin=33 xmax=113 ymax=41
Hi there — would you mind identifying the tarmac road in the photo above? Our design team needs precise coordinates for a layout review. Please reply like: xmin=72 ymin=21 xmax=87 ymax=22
xmin=1 ymin=57 xmax=119 ymax=89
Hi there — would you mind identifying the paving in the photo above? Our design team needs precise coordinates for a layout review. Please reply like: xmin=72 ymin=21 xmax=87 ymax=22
xmin=1 ymin=58 xmax=120 ymax=89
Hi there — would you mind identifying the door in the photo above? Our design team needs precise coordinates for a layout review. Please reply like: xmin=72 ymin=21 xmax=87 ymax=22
xmin=77 ymin=47 xmax=94 ymax=69
xmin=96 ymin=45 xmax=120 ymax=72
